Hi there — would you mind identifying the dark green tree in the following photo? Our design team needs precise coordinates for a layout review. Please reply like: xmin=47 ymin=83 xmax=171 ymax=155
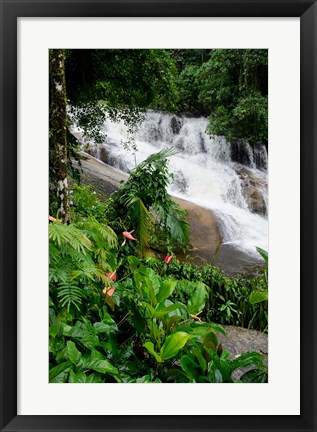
xmin=65 ymin=49 xmax=178 ymax=142
xmin=198 ymin=49 xmax=268 ymax=144
xmin=49 ymin=49 xmax=179 ymax=221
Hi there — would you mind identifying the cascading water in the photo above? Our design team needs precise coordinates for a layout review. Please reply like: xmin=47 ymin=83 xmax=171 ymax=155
xmin=73 ymin=111 xmax=268 ymax=257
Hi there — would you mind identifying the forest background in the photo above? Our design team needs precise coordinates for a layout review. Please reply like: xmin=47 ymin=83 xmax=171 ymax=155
xmin=48 ymin=49 xmax=269 ymax=384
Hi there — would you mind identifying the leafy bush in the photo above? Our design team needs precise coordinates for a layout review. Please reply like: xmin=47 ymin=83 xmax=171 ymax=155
xmin=49 ymin=217 xmax=117 ymax=312
xmin=111 ymin=147 xmax=189 ymax=256
xmin=142 ymin=256 xmax=268 ymax=331
xmin=70 ymin=184 xmax=110 ymax=222
xmin=197 ymin=49 xmax=268 ymax=144
xmin=49 ymin=219 xmax=267 ymax=383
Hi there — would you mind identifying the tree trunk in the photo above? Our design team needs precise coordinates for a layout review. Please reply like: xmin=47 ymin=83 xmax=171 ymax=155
xmin=49 ymin=49 xmax=70 ymax=223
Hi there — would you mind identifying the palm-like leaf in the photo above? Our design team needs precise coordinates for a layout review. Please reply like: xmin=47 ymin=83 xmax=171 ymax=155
xmin=125 ymin=194 xmax=154 ymax=256
xmin=136 ymin=146 xmax=179 ymax=171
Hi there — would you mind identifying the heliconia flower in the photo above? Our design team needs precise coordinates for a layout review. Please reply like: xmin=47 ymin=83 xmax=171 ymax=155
xmin=122 ymin=230 xmax=137 ymax=241
xmin=103 ymin=286 xmax=115 ymax=297
xmin=49 ymin=215 xmax=57 ymax=222
xmin=165 ymin=255 xmax=173 ymax=264
xmin=106 ymin=271 xmax=116 ymax=281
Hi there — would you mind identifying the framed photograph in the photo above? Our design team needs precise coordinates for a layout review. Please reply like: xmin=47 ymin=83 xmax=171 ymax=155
xmin=1 ymin=1 xmax=316 ymax=431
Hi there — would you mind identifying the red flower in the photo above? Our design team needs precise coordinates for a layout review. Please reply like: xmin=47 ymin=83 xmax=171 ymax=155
xmin=122 ymin=230 xmax=137 ymax=241
xmin=165 ymin=255 xmax=173 ymax=264
xmin=103 ymin=286 xmax=115 ymax=297
xmin=106 ymin=271 xmax=116 ymax=281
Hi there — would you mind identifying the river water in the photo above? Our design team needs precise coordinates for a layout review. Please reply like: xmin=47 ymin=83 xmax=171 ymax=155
xmin=73 ymin=110 xmax=268 ymax=261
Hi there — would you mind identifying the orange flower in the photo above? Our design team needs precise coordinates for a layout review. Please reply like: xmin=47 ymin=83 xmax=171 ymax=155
xmin=165 ymin=255 xmax=173 ymax=264
xmin=49 ymin=215 xmax=57 ymax=222
xmin=103 ymin=286 xmax=115 ymax=297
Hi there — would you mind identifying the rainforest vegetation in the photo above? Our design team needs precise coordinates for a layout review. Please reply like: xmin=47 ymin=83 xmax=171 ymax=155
xmin=49 ymin=49 xmax=268 ymax=383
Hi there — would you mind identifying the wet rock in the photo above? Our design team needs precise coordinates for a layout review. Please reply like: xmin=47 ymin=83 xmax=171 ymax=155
xmin=237 ymin=167 xmax=267 ymax=215
xmin=231 ymin=140 xmax=254 ymax=166
xmin=215 ymin=325 xmax=268 ymax=381
xmin=171 ymin=171 xmax=188 ymax=194
xmin=170 ymin=115 xmax=182 ymax=135
xmin=72 ymin=152 xmax=266 ymax=274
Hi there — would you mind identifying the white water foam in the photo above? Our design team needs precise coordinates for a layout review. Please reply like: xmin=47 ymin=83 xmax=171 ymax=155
xmin=72 ymin=111 xmax=268 ymax=256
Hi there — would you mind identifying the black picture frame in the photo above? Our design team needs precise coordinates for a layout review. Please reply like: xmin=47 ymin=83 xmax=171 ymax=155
xmin=0 ymin=1 xmax=316 ymax=431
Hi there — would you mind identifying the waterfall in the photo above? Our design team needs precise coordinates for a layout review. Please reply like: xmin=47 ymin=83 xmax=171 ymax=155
xmin=73 ymin=111 xmax=268 ymax=256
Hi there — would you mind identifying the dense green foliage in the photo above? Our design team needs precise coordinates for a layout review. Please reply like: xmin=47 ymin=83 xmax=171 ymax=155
xmin=49 ymin=49 xmax=269 ymax=384
xmin=66 ymin=49 xmax=178 ymax=143
xmin=65 ymin=48 xmax=267 ymax=146
xmin=50 ymin=48 xmax=268 ymax=218
xmin=140 ymin=256 xmax=268 ymax=332
xmin=110 ymin=148 xmax=189 ymax=256
xmin=171 ymin=49 xmax=268 ymax=144
xmin=49 ymin=218 xmax=267 ymax=383
xmin=49 ymin=171 xmax=268 ymax=384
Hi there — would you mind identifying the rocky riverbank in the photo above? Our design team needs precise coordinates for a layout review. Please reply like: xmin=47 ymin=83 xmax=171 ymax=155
xmin=73 ymin=152 xmax=264 ymax=275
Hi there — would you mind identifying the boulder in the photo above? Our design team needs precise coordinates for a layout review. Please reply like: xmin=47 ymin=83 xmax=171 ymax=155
xmin=237 ymin=167 xmax=267 ymax=215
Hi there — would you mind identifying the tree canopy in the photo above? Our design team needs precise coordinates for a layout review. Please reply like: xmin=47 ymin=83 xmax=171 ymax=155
xmin=171 ymin=49 xmax=268 ymax=143
xmin=49 ymin=48 xmax=268 ymax=221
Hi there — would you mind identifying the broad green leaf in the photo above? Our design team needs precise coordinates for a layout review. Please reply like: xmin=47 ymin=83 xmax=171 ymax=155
xmin=203 ymin=331 xmax=218 ymax=351
xmin=249 ymin=291 xmax=268 ymax=304
xmin=191 ymin=322 xmax=227 ymax=337
xmin=145 ymin=268 xmax=161 ymax=295
xmin=154 ymin=302 xmax=184 ymax=318
xmin=180 ymin=355 xmax=201 ymax=380
xmin=93 ymin=322 xmax=118 ymax=333
xmin=193 ymin=348 xmax=207 ymax=372
xmin=85 ymin=359 xmax=119 ymax=376
xmin=135 ymin=375 xmax=151 ymax=383
xmin=68 ymin=370 xmax=86 ymax=383
xmin=256 ymin=247 xmax=268 ymax=263
xmin=68 ymin=370 xmax=103 ymax=383
xmin=102 ymin=309 xmax=117 ymax=326
xmin=66 ymin=340 xmax=82 ymax=367
xmin=85 ymin=373 xmax=103 ymax=383
xmin=82 ymin=349 xmax=102 ymax=366
xmin=67 ymin=322 xmax=99 ymax=349
xmin=49 ymin=361 xmax=72 ymax=383
xmin=160 ymin=332 xmax=190 ymax=360
xmin=156 ymin=280 xmax=177 ymax=303
xmin=187 ymin=282 xmax=208 ymax=315
xmin=230 ymin=352 xmax=265 ymax=373
xmin=128 ymin=255 xmax=141 ymax=272
xmin=144 ymin=341 xmax=163 ymax=363
xmin=142 ymin=301 xmax=156 ymax=317
xmin=49 ymin=322 xmax=63 ymax=338
xmin=49 ymin=337 xmax=65 ymax=355
xmin=239 ymin=369 xmax=268 ymax=383
xmin=144 ymin=276 xmax=157 ymax=307
xmin=204 ymin=348 xmax=233 ymax=382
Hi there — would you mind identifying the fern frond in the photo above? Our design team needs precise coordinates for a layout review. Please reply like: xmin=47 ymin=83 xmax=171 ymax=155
xmin=57 ymin=282 xmax=86 ymax=311
xmin=76 ymin=217 xmax=118 ymax=249
xmin=49 ymin=223 xmax=92 ymax=254
xmin=136 ymin=147 xmax=179 ymax=171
